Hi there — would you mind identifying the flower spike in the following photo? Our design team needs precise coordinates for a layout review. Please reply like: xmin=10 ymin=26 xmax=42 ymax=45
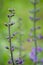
xmin=5 ymin=8 xmax=15 ymax=65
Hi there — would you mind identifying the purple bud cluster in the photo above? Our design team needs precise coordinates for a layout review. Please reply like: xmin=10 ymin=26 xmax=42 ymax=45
xmin=29 ymin=47 xmax=43 ymax=62
xmin=8 ymin=60 xmax=12 ymax=64
xmin=38 ymin=35 xmax=43 ymax=39
xmin=15 ymin=58 xmax=24 ymax=64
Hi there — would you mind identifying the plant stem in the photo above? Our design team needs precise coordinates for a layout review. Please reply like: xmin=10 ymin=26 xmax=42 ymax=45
xmin=8 ymin=17 xmax=15 ymax=65
xmin=34 ymin=0 xmax=37 ymax=65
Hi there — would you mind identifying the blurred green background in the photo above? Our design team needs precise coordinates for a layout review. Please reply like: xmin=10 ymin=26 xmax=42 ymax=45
xmin=0 ymin=0 xmax=43 ymax=65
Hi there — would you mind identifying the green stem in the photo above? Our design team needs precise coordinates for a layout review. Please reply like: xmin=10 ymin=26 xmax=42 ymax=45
xmin=8 ymin=17 xmax=15 ymax=65
xmin=34 ymin=0 xmax=37 ymax=65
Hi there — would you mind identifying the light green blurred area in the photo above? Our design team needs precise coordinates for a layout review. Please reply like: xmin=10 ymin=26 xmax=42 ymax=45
xmin=0 ymin=0 xmax=43 ymax=65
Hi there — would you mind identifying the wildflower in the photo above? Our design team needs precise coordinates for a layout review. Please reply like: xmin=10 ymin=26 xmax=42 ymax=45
xmin=29 ymin=51 xmax=38 ymax=62
xmin=15 ymin=58 xmax=24 ymax=64
xmin=27 ymin=38 xmax=32 ymax=42
xmin=33 ymin=56 xmax=38 ymax=62
xmin=32 ymin=47 xmax=43 ymax=53
xmin=37 ymin=47 xmax=43 ymax=52
xmin=8 ymin=60 xmax=12 ymax=64
xmin=11 ymin=46 xmax=14 ymax=51
xmin=29 ymin=47 xmax=43 ymax=62
xmin=38 ymin=35 xmax=43 ymax=39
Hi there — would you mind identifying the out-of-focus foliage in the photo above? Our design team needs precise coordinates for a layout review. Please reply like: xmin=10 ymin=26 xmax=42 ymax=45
xmin=0 ymin=0 xmax=43 ymax=65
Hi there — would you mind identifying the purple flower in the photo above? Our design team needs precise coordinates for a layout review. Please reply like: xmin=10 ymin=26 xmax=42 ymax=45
xmin=29 ymin=47 xmax=43 ymax=62
xmin=29 ymin=52 xmax=35 ymax=60
xmin=37 ymin=47 xmax=43 ymax=52
xmin=8 ymin=60 xmax=12 ymax=64
xmin=15 ymin=58 xmax=24 ymax=64
xmin=41 ymin=59 xmax=43 ymax=63
xmin=18 ymin=59 xmax=23 ymax=64
xmin=27 ymin=38 xmax=32 ymax=42
xmin=32 ymin=47 xmax=43 ymax=53
xmin=29 ymin=51 xmax=38 ymax=62
xmin=33 ymin=56 xmax=38 ymax=62
xmin=38 ymin=35 xmax=43 ymax=39
xmin=11 ymin=46 xmax=14 ymax=51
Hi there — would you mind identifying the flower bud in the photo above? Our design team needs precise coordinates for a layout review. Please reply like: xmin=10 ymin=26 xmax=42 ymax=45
xmin=29 ymin=8 xmax=40 ymax=13
xmin=15 ymin=58 xmax=24 ymax=64
xmin=9 ymin=22 xmax=15 ymax=26
xmin=5 ymin=46 xmax=9 ymax=49
xmin=27 ymin=38 xmax=32 ymax=42
xmin=11 ymin=46 xmax=14 ymax=51
xmin=38 ymin=35 xmax=43 ymax=39
xmin=29 ymin=16 xmax=40 ymax=21
xmin=8 ymin=8 xmax=15 ymax=12
xmin=13 ymin=32 xmax=18 ymax=36
xmin=8 ymin=60 xmax=12 ymax=64
xmin=8 ymin=14 xmax=14 ymax=17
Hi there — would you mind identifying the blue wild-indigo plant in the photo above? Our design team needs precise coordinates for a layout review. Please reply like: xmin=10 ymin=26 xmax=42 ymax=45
xmin=4 ymin=9 xmax=24 ymax=65
xmin=4 ymin=8 xmax=15 ymax=65
xmin=15 ymin=18 xmax=25 ymax=65
xmin=28 ymin=0 xmax=43 ymax=65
